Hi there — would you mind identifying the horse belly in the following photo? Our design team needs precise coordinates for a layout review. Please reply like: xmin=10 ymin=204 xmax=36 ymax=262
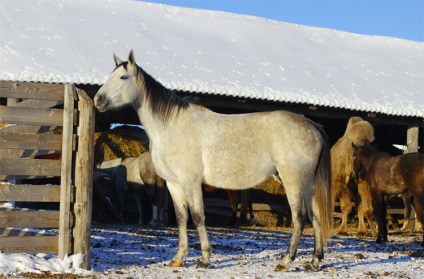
xmin=203 ymin=155 xmax=275 ymax=190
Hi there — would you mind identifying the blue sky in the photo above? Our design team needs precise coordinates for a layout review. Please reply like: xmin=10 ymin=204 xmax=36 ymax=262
xmin=144 ymin=0 xmax=424 ymax=42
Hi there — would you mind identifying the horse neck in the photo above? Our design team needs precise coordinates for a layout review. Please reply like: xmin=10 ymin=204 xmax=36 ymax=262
xmin=359 ymin=149 xmax=384 ymax=170
xmin=134 ymin=68 xmax=189 ymax=139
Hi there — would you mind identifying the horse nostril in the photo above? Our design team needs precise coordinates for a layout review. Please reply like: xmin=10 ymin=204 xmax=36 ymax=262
xmin=94 ymin=94 xmax=104 ymax=105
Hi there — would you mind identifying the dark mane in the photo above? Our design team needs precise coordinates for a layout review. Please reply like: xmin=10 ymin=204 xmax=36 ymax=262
xmin=135 ymin=64 xmax=189 ymax=122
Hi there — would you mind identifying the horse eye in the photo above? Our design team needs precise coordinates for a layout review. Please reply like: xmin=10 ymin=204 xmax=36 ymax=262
xmin=120 ymin=75 xmax=129 ymax=80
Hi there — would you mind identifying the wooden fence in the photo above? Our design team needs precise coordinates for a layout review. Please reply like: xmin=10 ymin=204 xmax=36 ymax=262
xmin=0 ymin=81 xmax=94 ymax=269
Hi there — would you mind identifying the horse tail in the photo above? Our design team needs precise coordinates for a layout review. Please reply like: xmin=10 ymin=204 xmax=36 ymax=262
xmin=312 ymin=123 xmax=332 ymax=247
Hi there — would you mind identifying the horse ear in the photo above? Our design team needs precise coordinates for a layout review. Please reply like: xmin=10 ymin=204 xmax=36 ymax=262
xmin=128 ymin=49 xmax=136 ymax=66
xmin=113 ymin=53 xmax=123 ymax=66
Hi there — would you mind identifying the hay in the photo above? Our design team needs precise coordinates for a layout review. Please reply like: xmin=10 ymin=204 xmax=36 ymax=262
xmin=94 ymin=125 xmax=149 ymax=165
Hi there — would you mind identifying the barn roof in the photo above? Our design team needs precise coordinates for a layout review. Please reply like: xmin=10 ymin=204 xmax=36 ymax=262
xmin=1 ymin=0 xmax=423 ymax=118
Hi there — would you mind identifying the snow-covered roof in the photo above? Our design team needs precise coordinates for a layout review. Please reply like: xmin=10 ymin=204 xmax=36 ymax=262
xmin=1 ymin=0 xmax=423 ymax=118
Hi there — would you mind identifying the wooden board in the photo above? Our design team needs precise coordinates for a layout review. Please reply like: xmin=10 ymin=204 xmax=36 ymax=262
xmin=0 ymin=158 xmax=61 ymax=177
xmin=0 ymin=81 xmax=64 ymax=101
xmin=0 ymin=106 xmax=63 ymax=126
xmin=0 ymin=184 xmax=60 ymax=202
xmin=0 ymin=132 xmax=62 ymax=150
xmin=0 ymin=236 xmax=58 ymax=253
xmin=0 ymin=209 xmax=59 ymax=228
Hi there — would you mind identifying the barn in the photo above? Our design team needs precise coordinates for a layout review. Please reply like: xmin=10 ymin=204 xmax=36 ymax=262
xmin=1 ymin=0 xmax=422 ymax=146
xmin=0 ymin=0 xmax=423 ymax=268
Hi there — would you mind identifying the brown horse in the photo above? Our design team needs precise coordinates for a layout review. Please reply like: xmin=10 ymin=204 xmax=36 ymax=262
xmin=352 ymin=143 xmax=424 ymax=246
xmin=331 ymin=117 xmax=377 ymax=237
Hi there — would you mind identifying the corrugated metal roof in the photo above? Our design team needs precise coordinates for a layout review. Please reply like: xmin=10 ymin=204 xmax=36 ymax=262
xmin=0 ymin=0 xmax=423 ymax=117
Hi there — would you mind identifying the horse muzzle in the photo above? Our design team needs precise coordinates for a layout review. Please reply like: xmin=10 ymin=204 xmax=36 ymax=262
xmin=94 ymin=94 xmax=109 ymax=112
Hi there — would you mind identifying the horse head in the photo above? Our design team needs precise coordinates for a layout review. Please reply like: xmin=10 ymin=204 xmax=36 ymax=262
xmin=94 ymin=50 xmax=141 ymax=112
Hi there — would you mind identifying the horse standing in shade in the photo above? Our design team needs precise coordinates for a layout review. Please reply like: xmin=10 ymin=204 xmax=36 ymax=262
xmin=94 ymin=50 xmax=332 ymax=271
xmin=94 ymin=151 xmax=166 ymax=225
xmin=352 ymin=143 xmax=424 ymax=246
xmin=331 ymin=116 xmax=377 ymax=237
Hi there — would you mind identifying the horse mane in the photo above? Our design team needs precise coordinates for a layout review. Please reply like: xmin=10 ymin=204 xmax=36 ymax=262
xmin=133 ymin=63 xmax=190 ymax=122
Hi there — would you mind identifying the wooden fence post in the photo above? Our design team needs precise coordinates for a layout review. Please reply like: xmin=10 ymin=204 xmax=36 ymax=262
xmin=58 ymin=84 xmax=75 ymax=259
xmin=405 ymin=126 xmax=419 ymax=230
xmin=73 ymin=89 xmax=94 ymax=269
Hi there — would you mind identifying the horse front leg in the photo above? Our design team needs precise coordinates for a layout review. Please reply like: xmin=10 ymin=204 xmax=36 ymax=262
xmin=374 ymin=194 xmax=388 ymax=243
xmin=188 ymin=184 xmax=212 ymax=268
xmin=166 ymin=181 xmax=189 ymax=267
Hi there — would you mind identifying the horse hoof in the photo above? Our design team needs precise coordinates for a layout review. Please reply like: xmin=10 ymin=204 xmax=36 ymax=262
xmin=376 ymin=237 xmax=388 ymax=244
xmin=356 ymin=231 xmax=367 ymax=237
xmin=274 ymin=264 xmax=288 ymax=272
xmin=304 ymin=262 xmax=319 ymax=272
xmin=196 ymin=261 xmax=211 ymax=269
xmin=336 ymin=231 xmax=348 ymax=236
xmin=168 ymin=260 xmax=183 ymax=267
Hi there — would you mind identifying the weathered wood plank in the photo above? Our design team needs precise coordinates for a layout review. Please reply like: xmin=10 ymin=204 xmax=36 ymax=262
xmin=73 ymin=89 xmax=95 ymax=269
xmin=0 ymin=81 xmax=64 ymax=101
xmin=0 ymin=209 xmax=59 ymax=228
xmin=0 ymin=236 xmax=58 ymax=253
xmin=58 ymin=84 xmax=75 ymax=260
xmin=13 ymin=99 xmax=63 ymax=109
xmin=0 ymin=227 xmax=57 ymax=237
xmin=0 ymin=132 xmax=62 ymax=150
xmin=0 ymin=184 xmax=60 ymax=202
xmin=0 ymin=158 xmax=61 ymax=176
xmin=0 ymin=106 xmax=63 ymax=126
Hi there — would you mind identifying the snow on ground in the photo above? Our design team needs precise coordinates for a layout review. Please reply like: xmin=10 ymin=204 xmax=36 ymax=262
xmin=1 ymin=225 xmax=423 ymax=278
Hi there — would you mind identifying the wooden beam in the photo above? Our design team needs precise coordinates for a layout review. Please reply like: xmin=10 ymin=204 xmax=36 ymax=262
xmin=0 ymin=236 xmax=58 ymax=253
xmin=0 ymin=209 xmax=59 ymax=228
xmin=58 ymin=84 xmax=75 ymax=260
xmin=0 ymin=158 xmax=61 ymax=177
xmin=404 ymin=126 xmax=419 ymax=230
xmin=0 ymin=132 xmax=62 ymax=150
xmin=0 ymin=81 xmax=64 ymax=101
xmin=406 ymin=126 xmax=419 ymax=153
xmin=0 ymin=106 xmax=63 ymax=126
xmin=0 ymin=184 xmax=60 ymax=202
xmin=73 ymin=89 xmax=95 ymax=269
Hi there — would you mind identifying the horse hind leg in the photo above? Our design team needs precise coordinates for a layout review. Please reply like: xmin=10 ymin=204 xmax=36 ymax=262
xmin=274 ymin=181 xmax=308 ymax=272
xmin=411 ymin=194 xmax=424 ymax=246
xmin=400 ymin=192 xmax=413 ymax=232
xmin=336 ymin=187 xmax=352 ymax=236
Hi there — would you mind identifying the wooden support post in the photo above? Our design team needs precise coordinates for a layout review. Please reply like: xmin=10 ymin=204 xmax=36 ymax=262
xmin=58 ymin=84 xmax=75 ymax=259
xmin=73 ymin=89 xmax=94 ymax=269
xmin=405 ymin=126 xmax=419 ymax=230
